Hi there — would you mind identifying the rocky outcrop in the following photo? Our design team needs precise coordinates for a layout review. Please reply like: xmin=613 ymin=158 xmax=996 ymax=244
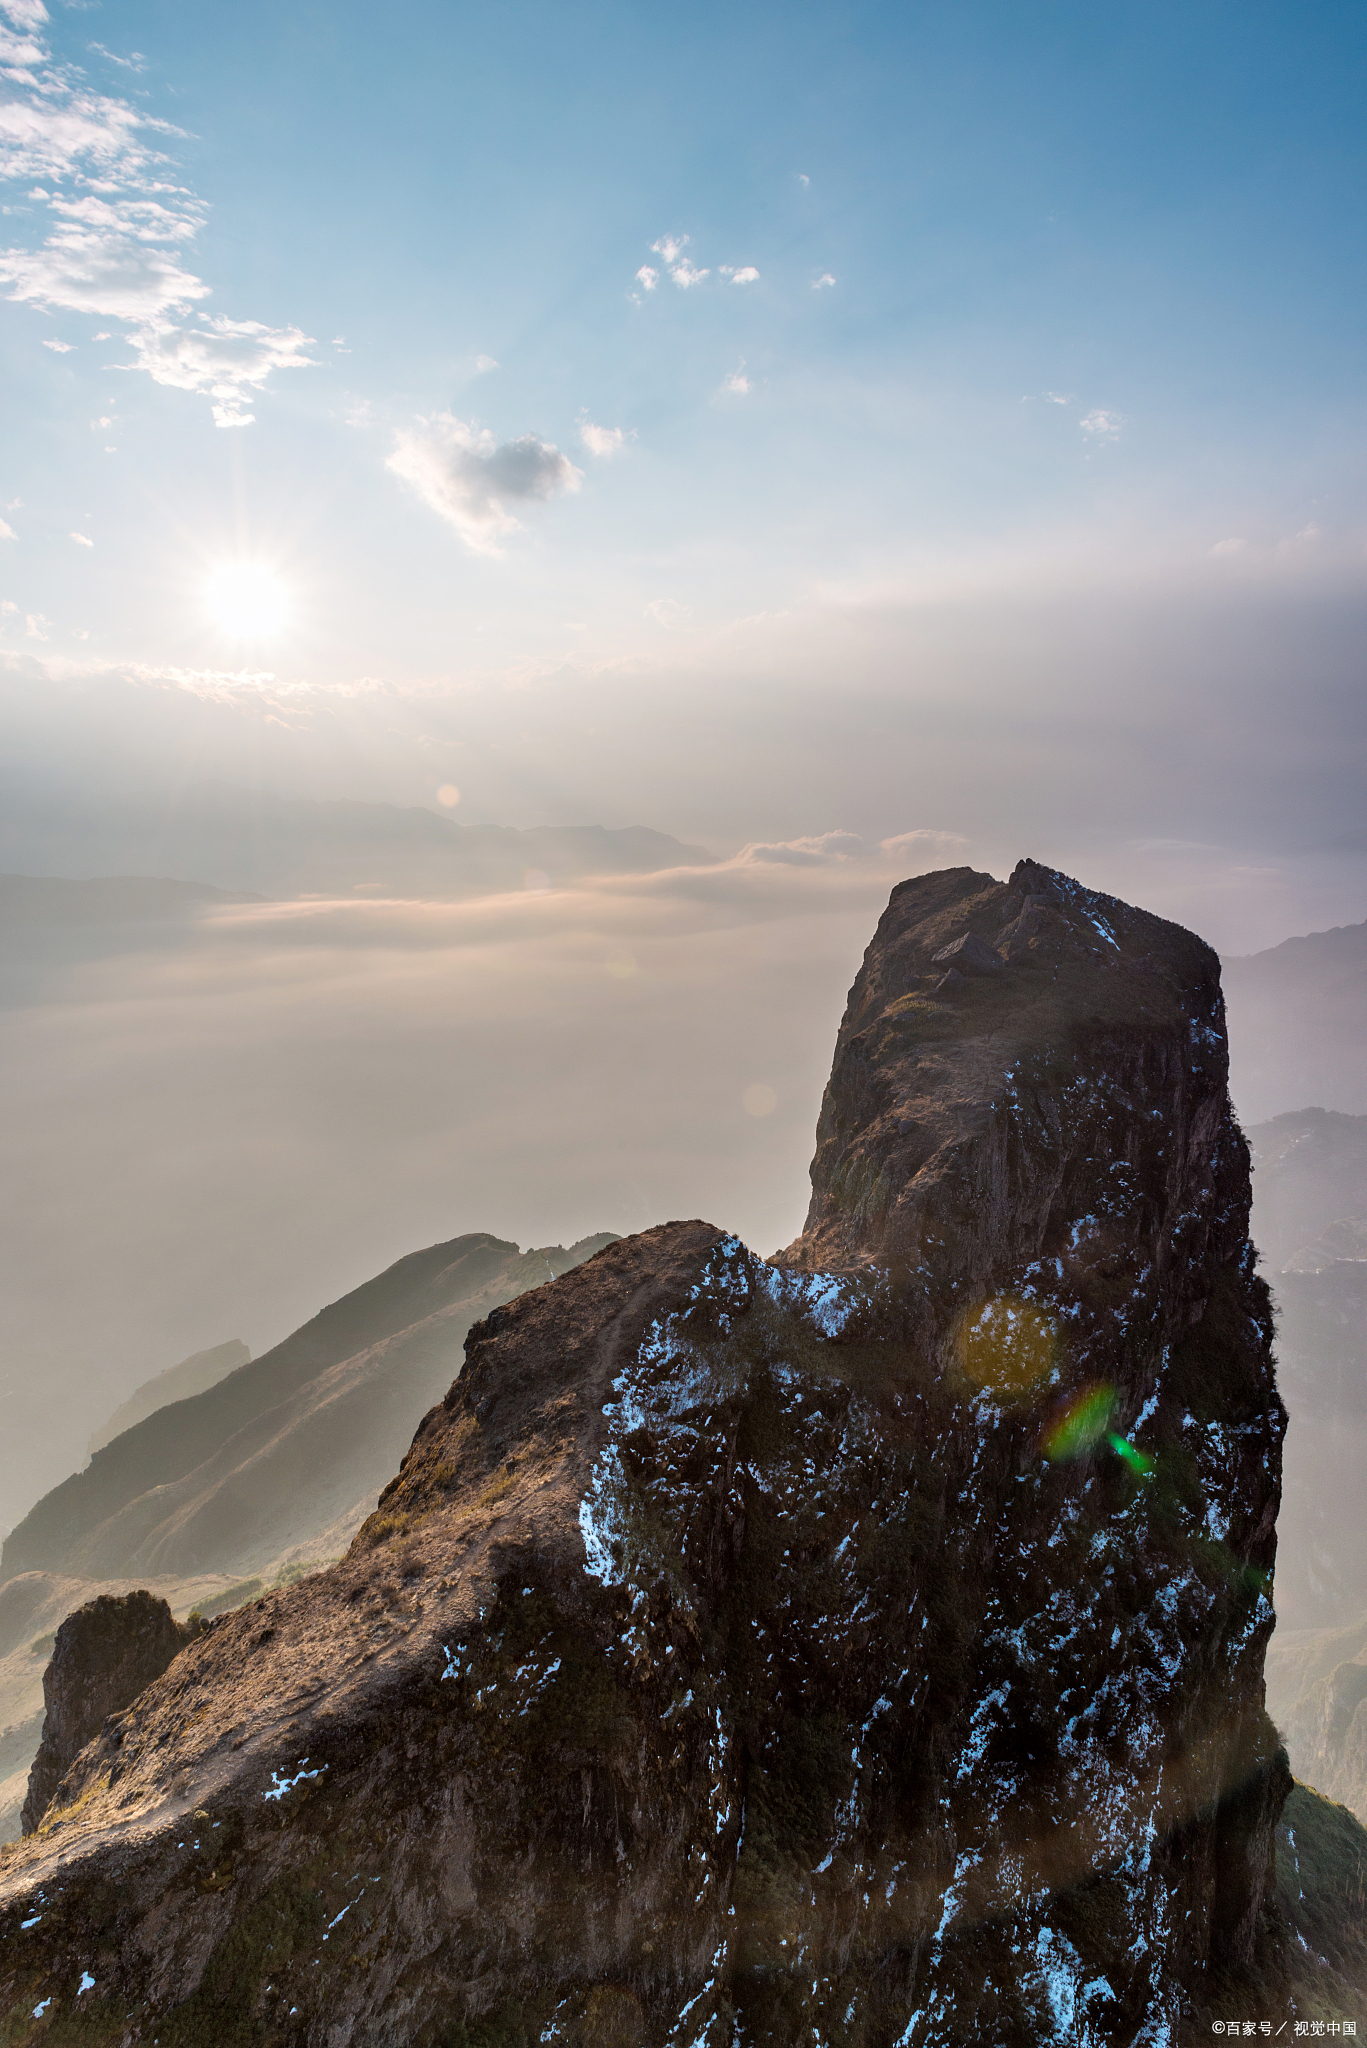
xmin=0 ymin=862 xmax=1292 ymax=2044
xmin=20 ymin=1592 xmax=187 ymax=1836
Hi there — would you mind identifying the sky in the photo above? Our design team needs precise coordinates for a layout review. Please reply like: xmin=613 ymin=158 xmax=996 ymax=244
xmin=1 ymin=0 xmax=1365 ymax=1527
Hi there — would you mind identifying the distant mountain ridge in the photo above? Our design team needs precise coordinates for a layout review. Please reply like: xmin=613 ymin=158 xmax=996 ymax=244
xmin=1224 ymin=917 xmax=1367 ymax=1124
xmin=0 ymin=783 xmax=713 ymax=901
xmin=87 ymin=1339 xmax=251 ymax=1456
xmin=0 ymin=876 xmax=263 ymax=923
xmin=1 ymin=1230 xmax=617 ymax=1585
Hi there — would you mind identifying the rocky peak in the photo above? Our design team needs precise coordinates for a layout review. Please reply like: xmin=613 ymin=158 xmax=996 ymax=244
xmin=20 ymin=1591 xmax=189 ymax=1838
xmin=0 ymin=862 xmax=1292 ymax=2044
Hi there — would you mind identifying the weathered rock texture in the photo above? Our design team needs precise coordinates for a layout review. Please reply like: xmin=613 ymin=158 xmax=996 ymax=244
xmin=0 ymin=862 xmax=1291 ymax=2045
xmin=20 ymin=1594 xmax=189 ymax=1838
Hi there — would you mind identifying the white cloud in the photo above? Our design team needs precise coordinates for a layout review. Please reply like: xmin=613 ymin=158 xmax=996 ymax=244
xmin=0 ymin=517 xmax=14 ymax=539
xmin=1080 ymin=408 xmax=1123 ymax=440
xmin=0 ymin=13 xmax=314 ymax=424
xmin=722 ymin=361 xmax=750 ymax=395
xmin=813 ymin=273 xmax=835 ymax=289
xmin=797 ymin=173 xmax=810 ymax=188
xmin=0 ymin=15 xmax=46 ymax=72
xmin=474 ymin=353 xmax=498 ymax=372
xmin=387 ymin=412 xmax=582 ymax=555
xmin=41 ymin=334 xmax=72 ymax=349
xmin=128 ymin=315 xmax=316 ymax=427
xmin=633 ymin=265 xmax=657 ymax=292
xmin=342 ymin=398 xmax=373 ymax=429
xmin=88 ymin=42 xmax=146 ymax=72
xmin=738 ymin=830 xmax=865 ymax=866
xmin=1211 ymin=537 xmax=1246 ymax=557
xmin=24 ymin=610 xmax=47 ymax=638
xmin=728 ymin=266 xmax=759 ymax=284
xmin=669 ymin=258 xmax=708 ymax=288
xmin=1043 ymin=390 xmax=1073 ymax=404
xmin=0 ymin=224 xmax=208 ymax=320
xmin=579 ymin=416 xmax=628 ymax=459
xmin=645 ymin=597 xmax=689 ymax=628
xmin=70 ymin=529 xmax=92 ymax=545
xmin=651 ymin=234 xmax=688 ymax=265
xmin=879 ymin=828 xmax=970 ymax=865
xmin=737 ymin=827 xmax=967 ymax=869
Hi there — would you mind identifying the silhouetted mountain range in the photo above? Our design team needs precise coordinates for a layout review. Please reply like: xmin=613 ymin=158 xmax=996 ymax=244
xmin=1224 ymin=918 xmax=1367 ymax=1125
xmin=87 ymin=1340 xmax=251 ymax=1457
xmin=0 ymin=784 xmax=713 ymax=901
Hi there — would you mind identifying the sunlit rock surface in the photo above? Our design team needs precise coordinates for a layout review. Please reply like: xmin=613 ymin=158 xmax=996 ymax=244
xmin=0 ymin=863 xmax=1292 ymax=2044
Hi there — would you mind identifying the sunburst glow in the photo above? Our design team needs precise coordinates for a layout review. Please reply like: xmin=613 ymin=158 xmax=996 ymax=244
xmin=206 ymin=563 xmax=291 ymax=639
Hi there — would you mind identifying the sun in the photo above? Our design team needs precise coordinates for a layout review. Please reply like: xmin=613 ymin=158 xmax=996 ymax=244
xmin=206 ymin=562 xmax=291 ymax=639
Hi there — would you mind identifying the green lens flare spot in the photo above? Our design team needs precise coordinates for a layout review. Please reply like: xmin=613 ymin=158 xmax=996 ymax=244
xmin=1107 ymin=1432 xmax=1154 ymax=1476
xmin=1042 ymin=1384 xmax=1117 ymax=1462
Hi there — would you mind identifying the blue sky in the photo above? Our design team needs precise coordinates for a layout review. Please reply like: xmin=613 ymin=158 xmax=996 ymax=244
xmin=0 ymin=0 xmax=1364 ymax=899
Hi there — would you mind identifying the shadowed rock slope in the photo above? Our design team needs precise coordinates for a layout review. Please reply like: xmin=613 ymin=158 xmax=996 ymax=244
xmin=0 ymin=862 xmax=1293 ymax=2044
xmin=1 ymin=1232 xmax=617 ymax=1586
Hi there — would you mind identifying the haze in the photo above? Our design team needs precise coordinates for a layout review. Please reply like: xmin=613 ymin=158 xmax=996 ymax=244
xmin=1 ymin=0 xmax=1365 ymax=1534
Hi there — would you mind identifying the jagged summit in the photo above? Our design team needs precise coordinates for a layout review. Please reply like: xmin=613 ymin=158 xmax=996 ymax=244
xmin=787 ymin=859 xmax=1224 ymax=1277
xmin=0 ymin=863 xmax=1291 ymax=2044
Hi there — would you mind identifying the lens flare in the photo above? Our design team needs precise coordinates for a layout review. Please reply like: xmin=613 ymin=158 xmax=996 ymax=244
xmin=1042 ymin=1383 xmax=1117 ymax=1461
xmin=206 ymin=562 xmax=290 ymax=639
xmin=1108 ymin=1431 xmax=1154 ymax=1477
xmin=952 ymin=1295 xmax=1058 ymax=1404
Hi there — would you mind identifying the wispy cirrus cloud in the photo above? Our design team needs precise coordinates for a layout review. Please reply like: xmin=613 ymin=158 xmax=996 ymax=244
xmin=387 ymin=413 xmax=582 ymax=555
xmin=0 ymin=0 xmax=314 ymax=425
xmin=87 ymin=41 xmax=146 ymax=73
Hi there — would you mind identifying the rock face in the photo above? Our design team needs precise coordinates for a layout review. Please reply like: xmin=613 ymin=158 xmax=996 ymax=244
xmin=20 ymin=1592 xmax=187 ymax=1837
xmin=0 ymin=862 xmax=1291 ymax=2044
